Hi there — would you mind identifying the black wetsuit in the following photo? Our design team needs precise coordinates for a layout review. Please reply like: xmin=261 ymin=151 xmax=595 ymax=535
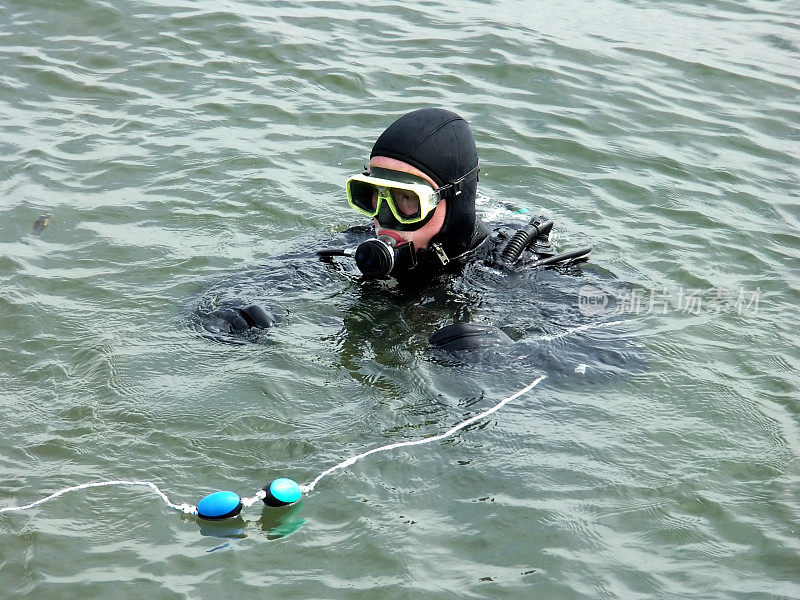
xmin=185 ymin=215 xmax=642 ymax=383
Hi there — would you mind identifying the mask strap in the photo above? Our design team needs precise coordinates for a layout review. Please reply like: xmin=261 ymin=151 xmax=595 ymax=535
xmin=437 ymin=163 xmax=479 ymax=200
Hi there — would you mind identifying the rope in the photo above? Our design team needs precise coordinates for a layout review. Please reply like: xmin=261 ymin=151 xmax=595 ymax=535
xmin=241 ymin=490 xmax=266 ymax=507
xmin=0 ymin=378 xmax=545 ymax=516
xmin=535 ymin=319 xmax=625 ymax=342
xmin=0 ymin=480 xmax=197 ymax=516
xmin=300 ymin=375 xmax=545 ymax=493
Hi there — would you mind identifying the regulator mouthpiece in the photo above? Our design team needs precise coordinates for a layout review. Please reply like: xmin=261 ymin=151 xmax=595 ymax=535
xmin=354 ymin=236 xmax=416 ymax=279
xmin=355 ymin=238 xmax=395 ymax=279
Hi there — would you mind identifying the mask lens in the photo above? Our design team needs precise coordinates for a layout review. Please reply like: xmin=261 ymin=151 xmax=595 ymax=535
xmin=347 ymin=179 xmax=379 ymax=215
xmin=389 ymin=187 xmax=422 ymax=221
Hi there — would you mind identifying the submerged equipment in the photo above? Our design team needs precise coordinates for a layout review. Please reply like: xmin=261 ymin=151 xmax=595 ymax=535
xmin=429 ymin=322 xmax=514 ymax=351
xmin=532 ymin=245 xmax=592 ymax=268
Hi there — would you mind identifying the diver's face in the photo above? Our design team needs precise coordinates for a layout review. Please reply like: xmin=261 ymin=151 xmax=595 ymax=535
xmin=369 ymin=156 xmax=446 ymax=250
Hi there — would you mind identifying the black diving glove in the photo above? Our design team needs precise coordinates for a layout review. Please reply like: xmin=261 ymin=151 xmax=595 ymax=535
xmin=199 ymin=302 xmax=278 ymax=343
xmin=429 ymin=323 xmax=513 ymax=351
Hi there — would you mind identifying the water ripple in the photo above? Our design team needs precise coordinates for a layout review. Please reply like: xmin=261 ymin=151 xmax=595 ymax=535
xmin=2 ymin=0 xmax=799 ymax=596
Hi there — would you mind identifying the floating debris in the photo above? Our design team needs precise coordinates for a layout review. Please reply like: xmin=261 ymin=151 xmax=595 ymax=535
xmin=33 ymin=213 xmax=52 ymax=235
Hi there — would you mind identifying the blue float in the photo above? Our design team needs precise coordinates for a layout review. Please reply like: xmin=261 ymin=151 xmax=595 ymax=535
xmin=262 ymin=478 xmax=302 ymax=507
xmin=196 ymin=490 xmax=243 ymax=520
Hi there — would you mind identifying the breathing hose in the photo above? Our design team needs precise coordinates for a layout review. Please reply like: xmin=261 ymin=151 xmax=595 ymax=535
xmin=501 ymin=217 xmax=554 ymax=266
xmin=317 ymin=249 xmax=354 ymax=258
xmin=531 ymin=245 xmax=592 ymax=268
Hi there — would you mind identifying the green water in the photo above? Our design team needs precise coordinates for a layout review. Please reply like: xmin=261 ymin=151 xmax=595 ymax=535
xmin=1 ymin=0 xmax=798 ymax=597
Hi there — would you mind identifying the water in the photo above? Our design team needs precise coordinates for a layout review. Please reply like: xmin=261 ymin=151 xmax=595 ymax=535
xmin=1 ymin=0 xmax=798 ymax=597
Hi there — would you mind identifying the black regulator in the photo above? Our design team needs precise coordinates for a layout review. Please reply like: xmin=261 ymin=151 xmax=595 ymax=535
xmin=317 ymin=235 xmax=417 ymax=279
xmin=317 ymin=216 xmax=592 ymax=279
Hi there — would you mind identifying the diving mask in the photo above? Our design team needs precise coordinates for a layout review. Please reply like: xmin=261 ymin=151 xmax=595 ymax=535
xmin=346 ymin=163 xmax=480 ymax=225
xmin=346 ymin=174 xmax=441 ymax=225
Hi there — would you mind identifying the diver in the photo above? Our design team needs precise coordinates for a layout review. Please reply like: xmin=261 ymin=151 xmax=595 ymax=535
xmin=188 ymin=108 xmax=608 ymax=366
xmin=320 ymin=108 xmax=584 ymax=283
xmin=337 ymin=107 xmax=490 ymax=282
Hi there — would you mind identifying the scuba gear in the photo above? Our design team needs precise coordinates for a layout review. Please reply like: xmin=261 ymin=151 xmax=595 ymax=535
xmin=500 ymin=217 xmax=554 ymax=266
xmin=325 ymin=109 xmax=590 ymax=280
xmin=346 ymin=174 xmax=442 ymax=225
xmin=318 ymin=213 xmax=590 ymax=278
xmin=531 ymin=245 xmax=592 ymax=268
xmin=319 ymin=234 xmax=459 ymax=281
xmin=317 ymin=237 xmax=450 ymax=280
xmin=353 ymin=236 xmax=417 ymax=279
xmin=189 ymin=111 xmax=603 ymax=358
xmin=317 ymin=238 xmax=412 ymax=280
xmin=496 ymin=215 xmax=591 ymax=269
xmin=346 ymin=164 xmax=480 ymax=227
xmin=317 ymin=236 xmax=450 ymax=280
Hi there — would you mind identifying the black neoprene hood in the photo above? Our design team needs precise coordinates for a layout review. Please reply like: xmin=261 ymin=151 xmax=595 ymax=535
xmin=370 ymin=108 xmax=481 ymax=259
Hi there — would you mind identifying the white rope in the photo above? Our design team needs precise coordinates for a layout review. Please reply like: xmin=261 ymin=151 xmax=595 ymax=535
xmin=241 ymin=490 xmax=266 ymax=507
xmin=1 ymin=379 xmax=545 ymax=516
xmin=534 ymin=319 xmax=625 ymax=342
xmin=300 ymin=376 xmax=545 ymax=493
xmin=0 ymin=480 xmax=197 ymax=516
